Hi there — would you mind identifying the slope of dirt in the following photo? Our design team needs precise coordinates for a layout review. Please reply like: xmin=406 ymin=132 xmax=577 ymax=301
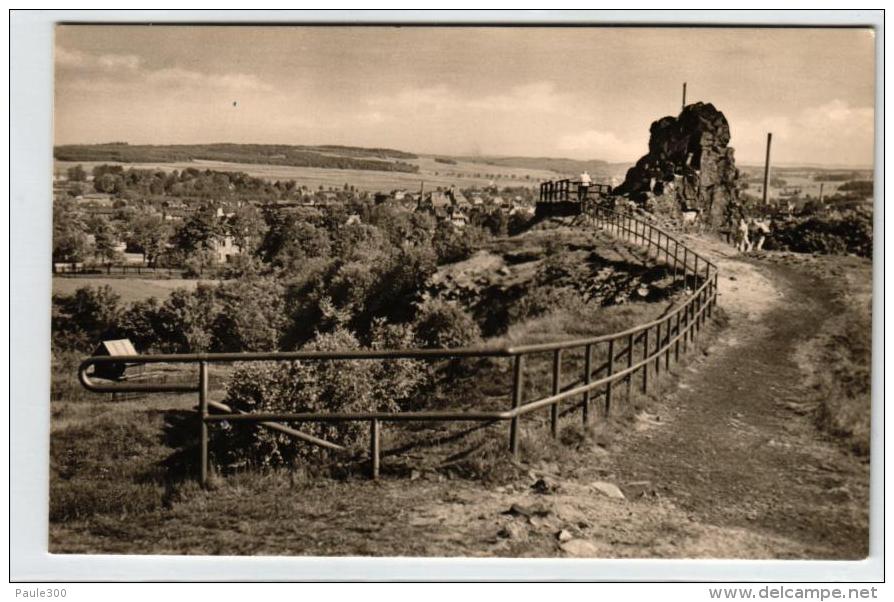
xmin=603 ymin=235 xmax=870 ymax=559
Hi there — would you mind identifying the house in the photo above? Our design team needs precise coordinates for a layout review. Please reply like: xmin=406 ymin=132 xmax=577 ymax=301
xmin=76 ymin=193 xmax=115 ymax=207
xmin=509 ymin=203 xmax=535 ymax=217
xmin=421 ymin=191 xmax=453 ymax=220
xmin=212 ymin=235 xmax=242 ymax=264
xmin=452 ymin=191 xmax=472 ymax=212
xmin=450 ymin=210 xmax=470 ymax=228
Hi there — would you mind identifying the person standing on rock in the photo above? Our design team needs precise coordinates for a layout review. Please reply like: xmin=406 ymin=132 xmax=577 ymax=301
xmin=735 ymin=217 xmax=751 ymax=253
xmin=578 ymin=171 xmax=592 ymax=202
xmin=751 ymin=218 xmax=770 ymax=251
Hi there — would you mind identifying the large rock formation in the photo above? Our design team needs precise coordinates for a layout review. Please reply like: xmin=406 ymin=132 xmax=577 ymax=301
xmin=615 ymin=102 xmax=740 ymax=225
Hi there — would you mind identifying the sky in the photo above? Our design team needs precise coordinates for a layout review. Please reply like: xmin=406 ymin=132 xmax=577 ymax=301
xmin=55 ymin=26 xmax=877 ymax=167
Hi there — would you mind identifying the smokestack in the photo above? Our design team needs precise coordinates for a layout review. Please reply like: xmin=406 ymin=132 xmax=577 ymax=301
xmin=682 ymin=82 xmax=687 ymax=111
xmin=762 ymin=132 xmax=773 ymax=205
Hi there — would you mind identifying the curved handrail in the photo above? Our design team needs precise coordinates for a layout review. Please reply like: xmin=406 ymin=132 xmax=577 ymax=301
xmin=76 ymin=200 xmax=721 ymax=483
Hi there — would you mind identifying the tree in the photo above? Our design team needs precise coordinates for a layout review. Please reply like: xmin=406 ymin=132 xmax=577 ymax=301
xmin=66 ymin=164 xmax=87 ymax=182
xmin=225 ymin=204 xmax=265 ymax=255
xmin=152 ymin=286 xmax=219 ymax=353
xmin=94 ymin=173 xmax=124 ymax=194
xmin=52 ymin=198 xmax=88 ymax=267
xmin=86 ymin=215 xmax=122 ymax=265
xmin=173 ymin=207 xmax=220 ymax=255
xmin=413 ymin=299 xmax=481 ymax=349
xmin=258 ymin=210 xmax=331 ymax=269
xmin=211 ymin=275 xmax=287 ymax=352
xmin=51 ymin=285 xmax=122 ymax=350
xmin=117 ymin=297 xmax=163 ymax=351
xmin=129 ymin=212 xmax=169 ymax=266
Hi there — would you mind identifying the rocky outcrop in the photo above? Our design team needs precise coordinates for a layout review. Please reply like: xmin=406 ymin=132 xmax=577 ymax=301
xmin=615 ymin=102 xmax=740 ymax=225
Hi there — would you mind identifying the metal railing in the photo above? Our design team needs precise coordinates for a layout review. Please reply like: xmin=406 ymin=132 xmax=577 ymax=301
xmin=539 ymin=179 xmax=613 ymax=202
xmin=78 ymin=202 xmax=719 ymax=486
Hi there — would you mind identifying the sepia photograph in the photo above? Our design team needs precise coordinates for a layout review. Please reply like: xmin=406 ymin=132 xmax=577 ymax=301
xmin=17 ymin=12 xmax=880 ymax=578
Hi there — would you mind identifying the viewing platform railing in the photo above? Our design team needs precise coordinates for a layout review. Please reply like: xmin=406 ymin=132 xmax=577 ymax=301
xmin=539 ymin=179 xmax=613 ymax=202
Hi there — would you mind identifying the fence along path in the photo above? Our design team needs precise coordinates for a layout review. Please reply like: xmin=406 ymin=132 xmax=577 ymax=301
xmin=79 ymin=203 xmax=720 ymax=486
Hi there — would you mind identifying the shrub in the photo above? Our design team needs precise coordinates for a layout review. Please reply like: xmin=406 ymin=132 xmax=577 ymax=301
xmin=52 ymin=285 xmax=122 ymax=352
xmin=413 ymin=299 xmax=482 ymax=349
xmin=211 ymin=275 xmax=287 ymax=352
xmin=508 ymin=286 xmax=582 ymax=324
xmin=765 ymin=208 xmax=872 ymax=258
xmin=152 ymin=286 xmax=219 ymax=353
xmin=212 ymin=328 xmax=429 ymax=469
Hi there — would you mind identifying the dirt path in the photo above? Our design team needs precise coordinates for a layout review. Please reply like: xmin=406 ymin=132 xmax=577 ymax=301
xmin=600 ymin=234 xmax=870 ymax=559
xmin=373 ymin=234 xmax=870 ymax=559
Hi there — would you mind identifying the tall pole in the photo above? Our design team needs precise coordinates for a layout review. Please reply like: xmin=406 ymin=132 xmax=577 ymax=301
xmin=682 ymin=82 xmax=687 ymax=111
xmin=762 ymin=132 xmax=773 ymax=205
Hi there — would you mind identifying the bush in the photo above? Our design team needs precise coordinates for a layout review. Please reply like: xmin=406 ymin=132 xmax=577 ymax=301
xmin=52 ymin=285 xmax=121 ymax=352
xmin=765 ymin=208 xmax=872 ymax=257
xmin=508 ymin=286 xmax=581 ymax=324
xmin=413 ymin=299 xmax=482 ymax=349
xmin=211 ymin=328 xmax=428 ymax=469
xmin=211 ymin=275 xmax=287 ymax=352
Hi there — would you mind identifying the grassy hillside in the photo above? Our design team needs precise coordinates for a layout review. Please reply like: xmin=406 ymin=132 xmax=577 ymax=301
xmin=54 ymin=143 xmax=420 ymax=173
xmin=455 ymin=155 xmax=619 ymax=177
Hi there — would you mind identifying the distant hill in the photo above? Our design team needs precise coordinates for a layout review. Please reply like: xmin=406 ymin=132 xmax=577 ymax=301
xmin=453 ymin=155 xmax=615 ymax=176
xmin=53 ymin=143 xmax=420 ymax=173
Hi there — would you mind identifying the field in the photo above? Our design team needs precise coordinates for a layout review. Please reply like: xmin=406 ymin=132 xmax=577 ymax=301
xmin=52 ymin=277 xmax=213 ymax=304
xmin=738 ymin=165 xmax=874 ymax=201
xmin=54 ymin=155 xmax=630 ymax=194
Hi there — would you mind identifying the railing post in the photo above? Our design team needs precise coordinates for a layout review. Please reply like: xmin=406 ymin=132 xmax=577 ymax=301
xmin=641 ymin=328 xmax=649 ymax=394
xmin=582 ymin=344 xmax=592 ymax=424
xmin=672 ymin=239 xmax=679 ymax=283
xmin=694 ymin=256 xmax=700 ymax=290
xmin=654 ymin=322 xmax=662 ymax=377
xmin=605 ymin=339 xmax=615 ymax=416
xmin=370 ymin=419 xmax=380 ymax=480
xmin=675 ymin=310 xmax=682 ymax=362
xmin=713 ymin=271 xmax=719 ymax=310
xmin=699 ymin=288 xmax=706 ymax=332
xmin=509 ymin=355 xmax=524 ymax=458
xmin=689 ymin=297 xmax=696 ymax=345
xmin=665 ymin=317 xmax=672 ymax=371
xmin=683 ymin=303 xmax=690 ymax=352
xmin=626 ymin=332 xmax=634 ymax=401
xmin=551 ymin=349 xmax=562 ymax=438
xmin=199 ymin=361 xmax=209 ymax=487
xmin=683 ymin=247 xmax=689 ymax=289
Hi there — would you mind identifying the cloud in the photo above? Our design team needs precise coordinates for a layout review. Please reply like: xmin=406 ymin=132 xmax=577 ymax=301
xmin=96 ymin=53 xmax=141 ymax=71
xmin=368 ymin=81 xmax=571 ymax=116
xmin=56 ymin=45 xmax=141 ymax=72
xmin=56 ymin=45 xmax=271 ymax=95
xmin=731 ymin=100 xmax=875 ymax=166
xmin=556 ymin=129 xmax=647 ymax=163
xmin=143 ymin=67 xmax=273 ymax=93
xmin=797 ymin=99 xmax=873 ymax=132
